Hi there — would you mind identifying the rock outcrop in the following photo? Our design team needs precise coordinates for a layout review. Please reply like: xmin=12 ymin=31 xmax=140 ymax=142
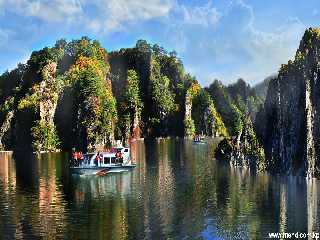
xmin=184 ymin=84 xmax=227 ymax=138
xmin=0 ymin=110 xmax=14 ymax=150
xmin=258 ymin=28 xmax=320 ymax=177
xmin=216 ymin=116 xmax=265 ymax=171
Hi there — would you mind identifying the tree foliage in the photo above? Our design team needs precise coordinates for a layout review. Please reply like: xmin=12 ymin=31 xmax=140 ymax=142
xmin=66 ymin=43 xmax=117 ymax=148
xmin=206 ymin=80 xmax=243 ymax=136
xmin=148 ymin=58 xmax=175 ymax=134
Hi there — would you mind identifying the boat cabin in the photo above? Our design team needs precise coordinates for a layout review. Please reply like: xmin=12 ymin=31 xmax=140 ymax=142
xmin=81 ymin=147 xmax=131 ymax=167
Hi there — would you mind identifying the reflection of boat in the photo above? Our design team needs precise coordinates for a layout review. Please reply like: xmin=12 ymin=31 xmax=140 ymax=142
xmin=70 ymin=147 xmax=136 ymax=175
xmin=73 ymin=171 xmax=133 ymax=201
xmin=193 ymin=135 xmax=207 ymax=144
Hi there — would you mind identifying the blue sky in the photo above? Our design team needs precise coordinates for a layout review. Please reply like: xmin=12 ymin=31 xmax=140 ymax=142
xmin=0 ymin=0 xmax=319 ymax=86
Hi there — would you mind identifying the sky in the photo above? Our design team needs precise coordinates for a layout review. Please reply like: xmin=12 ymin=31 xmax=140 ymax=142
xmin=0 ymin=0 xmax=319 ymax=86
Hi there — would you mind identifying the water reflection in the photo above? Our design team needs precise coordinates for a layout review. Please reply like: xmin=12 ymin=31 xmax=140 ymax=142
xmin=0 ymin=140 xmax=319 ymax=239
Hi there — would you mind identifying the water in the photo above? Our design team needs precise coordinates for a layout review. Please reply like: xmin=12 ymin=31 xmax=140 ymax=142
xmin=0 ymin=139 xmax=319 ymax=239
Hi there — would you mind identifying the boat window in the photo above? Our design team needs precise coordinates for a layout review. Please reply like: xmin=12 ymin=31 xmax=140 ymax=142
xmin=104 ymin=157 xmax=110 ymax=164
xmin=84 ymin=154 xmax=94 ymax=159
xmin=111 ymin=157 xmax=116 ymax=163
xmin=124 ymin=149 xmax=128 ymax=152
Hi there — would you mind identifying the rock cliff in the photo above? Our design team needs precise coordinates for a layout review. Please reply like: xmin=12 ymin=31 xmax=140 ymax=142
xmin=258 ymin=28 xmax=320 ymax=177
xmin=216 ymin=116 xmax=265 ymax=171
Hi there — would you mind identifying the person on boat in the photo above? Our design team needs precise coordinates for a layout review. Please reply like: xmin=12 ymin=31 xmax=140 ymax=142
xmin=78 ymin=151 xmax=84 ymax=165
xmin=95 ymin=151 xmax=102 ymax=166
xmin=79 ymin=151 xmax=83 ymax=160
xmin=194 ymin=134 xmax=198 ymax=142
xmin=72 ymin=149 xmax=79 ymax=166
xmin=116 ymin=150 xmax=123 ymax=163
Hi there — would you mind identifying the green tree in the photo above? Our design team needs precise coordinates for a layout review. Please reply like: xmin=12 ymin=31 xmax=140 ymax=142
xmin=150 ymin=60 xmax=175 ymax=119
xmin=148 ymin=59 xmax=175 ymax=135
xmin=206 ymin=80 xmax=243 ymax=136
xmin=124 ymin=69 xmax=142 ymax=113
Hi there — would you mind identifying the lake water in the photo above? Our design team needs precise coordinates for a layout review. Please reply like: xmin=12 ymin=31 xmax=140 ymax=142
xmin=0 ymin=139 xmax=319 ymax=239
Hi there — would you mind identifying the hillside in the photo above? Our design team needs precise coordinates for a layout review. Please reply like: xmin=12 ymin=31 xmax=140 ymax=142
xmin=0 ymin=38 xmax=228 ymax=152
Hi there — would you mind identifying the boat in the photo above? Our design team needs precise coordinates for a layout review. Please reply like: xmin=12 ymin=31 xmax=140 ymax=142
xmin=70 ymin=147 xmax=136 ymax=175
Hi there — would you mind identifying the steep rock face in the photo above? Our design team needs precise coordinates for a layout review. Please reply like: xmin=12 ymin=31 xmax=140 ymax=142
xmin=183 ymin=91 xmax=195 ymax=138
xmin=109 ymin=44 xmax=151 ymax=140
xmin=260 ymin=28 xmax=320 ymax=177
xmin=216 ymin=116 xmax=265 ymax=171
xmin=39 ymin=62 xmax=59 ymax=126
xmin=0 ymin=110 xmax=14 ymax=150
xmin=54 ymin=86 xmax=76 ymax=150
xmin=31 ymin=62 xmax=61 ymax=152
xmin=184 ymin=84 xmax=227 ymax=138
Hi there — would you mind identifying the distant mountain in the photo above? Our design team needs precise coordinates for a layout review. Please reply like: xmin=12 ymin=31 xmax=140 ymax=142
xmin=254 ymin=74 xmax=277 ymax=101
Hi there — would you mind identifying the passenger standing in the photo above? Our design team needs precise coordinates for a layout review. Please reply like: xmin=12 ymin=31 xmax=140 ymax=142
xmin=95 ymin=151 xmax=101 ymax=166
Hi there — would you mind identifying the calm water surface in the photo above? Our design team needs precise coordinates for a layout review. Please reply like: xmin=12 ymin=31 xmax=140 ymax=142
xmin=0 ymin=139 xmax=319 ymax=239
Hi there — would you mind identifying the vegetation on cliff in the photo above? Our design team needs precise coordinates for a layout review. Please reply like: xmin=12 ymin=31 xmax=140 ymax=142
xmin=0 ymin=37 xmax=230 ymax=151
xmin=256 ymin=27 xmax=320 ymax=177
xmin=206 ymin=79 xmax=262 ymax=137
xmin=0 ymin=37 xmax=118 ymax=151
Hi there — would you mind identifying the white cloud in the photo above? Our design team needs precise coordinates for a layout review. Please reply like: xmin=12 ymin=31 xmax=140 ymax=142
xmin=3 ymin=0 xmax=82 ymax=22
xmin=1 ymin=0 xmax=173 ymax=32
xmin=240 ymin=9 xmax=305 ymax=83
xmin=179 ymin=1 xmax=221 ymax=26
xmin=87 ymin=0 xmax=173 ymax=32
xmin=0 ymin=0 xmax=311 ymax=86
xmin=195 ymin=0 xmax=306 ymax=84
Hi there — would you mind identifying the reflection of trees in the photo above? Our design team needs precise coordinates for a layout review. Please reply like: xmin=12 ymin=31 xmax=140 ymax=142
xmin=157 ymin=139 xmax=175 ymax=236
xmin=0 ymin=152 xmax=16 ymax=193
xmin=0 ymin=140 xmax=320 ymax=239
xmin=14 ymin=151 xmax=39 ymax=192
xmin=0 ymin=152 xmax=71 ymax=239
xmin=0 ymin=152 xmax=16 ymax=238
xmin=65 ymin=173 xmax=133 ymax=239
xmin=0 ymin=151 xmax=41 ymax=238
xmin=37 ymin=153 xmax=68 ymax=238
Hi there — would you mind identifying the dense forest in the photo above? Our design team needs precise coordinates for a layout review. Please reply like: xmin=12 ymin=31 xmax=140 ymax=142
xmin=1 ymin=27 xmax=319 ymax=177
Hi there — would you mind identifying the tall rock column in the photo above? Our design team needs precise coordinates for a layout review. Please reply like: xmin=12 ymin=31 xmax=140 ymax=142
xmin=32 ymin=62 xmax=60 ymax=152
xmin=259 ymin=28 xmax=320 ymax=177
xmin=183 ymin=91 xmax=195 ymax=138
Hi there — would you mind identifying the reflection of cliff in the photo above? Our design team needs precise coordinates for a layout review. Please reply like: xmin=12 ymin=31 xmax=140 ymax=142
xmin=0 ymin=152 xmax=71 ymax=239
xmin=14 ymin=151 xmax=39 ymax=192
xmin=279 ymin=182 xmax=287 ymax=233
xmin=0 ymin=153 xmax=16 ymax=238
xmin=157 ymin=140 xmax=175 ymax=236
xmin=38 ymin=153 xmax=67 ymax=237
xmin=307 ymin=179 xmax=318 ymax=234
xmin=0 ymin=152 xmax=16 ymax=192
xmin=68 ymin=173 xmax=132 ymax=239
xmin=271 ymin=177 xmax=320 ymax=235
xmin=0 ymin=152 xmax=41 ymax=239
